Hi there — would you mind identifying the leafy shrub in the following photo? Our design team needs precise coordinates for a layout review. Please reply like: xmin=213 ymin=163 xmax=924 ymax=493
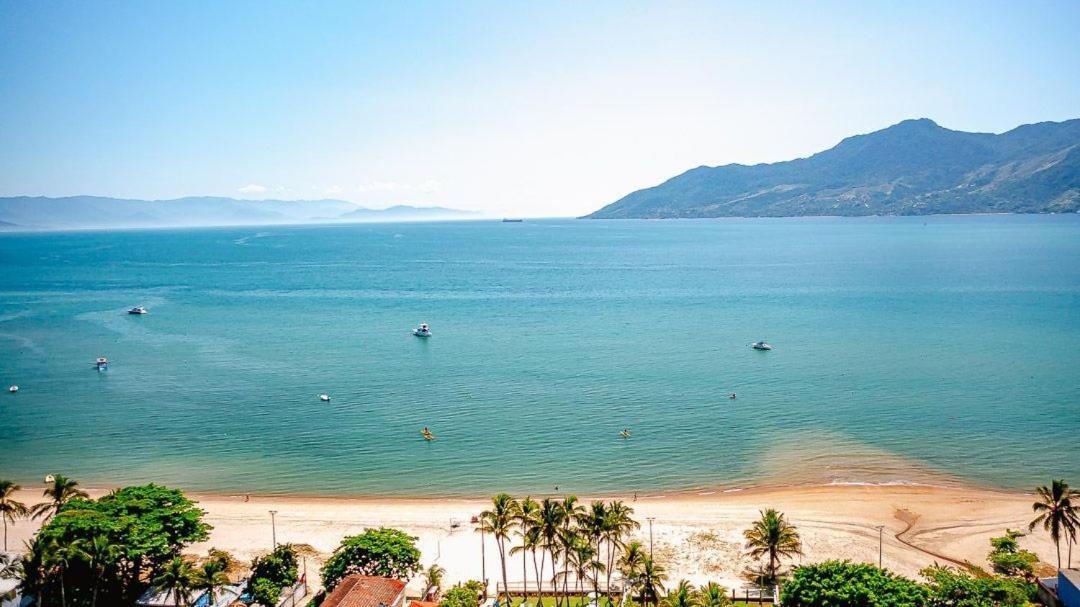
xmin=921 ymin=565 xmax=1034 ymax=607
xmin=781 ymin=560 xmax=926 ymax=607
xmin=986 ymin=530 xmax=1037 ymax=578
xmin=439 ymin=585 xmax=480 ymax=607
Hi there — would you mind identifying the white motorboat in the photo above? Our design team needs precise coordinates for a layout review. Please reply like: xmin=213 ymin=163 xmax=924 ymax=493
xmin=127 ymin=306 xmax=148 ymax=315
xmin=95 ymin=357 xmax=109 ymax=370
xmin=751 ymin=341 xmax=773 ymax=351
xmin=319 ymin=394 xmax=331 ymax=402
xmin=8 ymin=385 xmax=17 ymax=393
xmin=412 ymin=323 xmax=432 ymax=338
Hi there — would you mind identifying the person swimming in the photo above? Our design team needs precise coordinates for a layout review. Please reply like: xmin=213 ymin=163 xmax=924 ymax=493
xmin=730 ymin=393 xmax=737 ymax=399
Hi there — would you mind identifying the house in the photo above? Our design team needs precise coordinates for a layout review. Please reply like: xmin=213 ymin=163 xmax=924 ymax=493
xmin=1060 ymin=569 xmax=1080 ymax=607
xmin=1039 ymin=570 xmax=1080 ymax=607
xmin=322 ymin=575 xmax=407 ymax=607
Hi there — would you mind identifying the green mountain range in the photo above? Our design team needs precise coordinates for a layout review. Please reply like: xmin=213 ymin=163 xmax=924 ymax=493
xmin=587 ymin=118 xmax=1080 ymax=218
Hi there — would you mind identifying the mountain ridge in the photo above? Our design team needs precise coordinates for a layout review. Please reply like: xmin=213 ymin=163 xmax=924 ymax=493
xmin=587 ymin=118 xmax=1080 ymax=218
xmin=0 ymin=195 xmax=477 ymax=230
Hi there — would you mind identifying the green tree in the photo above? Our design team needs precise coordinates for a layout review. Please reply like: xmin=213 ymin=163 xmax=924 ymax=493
xmin=249 ymin=544 xmax=299 ymax=607
xmin=638 ymin=556 xmax=667 ymax=607
xmin=536 ymin=498 xmax=563 ymax=607
xmin=1028 ymin=479 xmax=1080 ymax=570
xmin=422 ymin=563 xmax=446 ymax=600
xmin=743 ymin=509 xmax=803 ymax=586
xmin=557 ymin=496 xmax=585 ymax=604
xmin=35 ymin=483 xmax=210 ymax=605
xmin=664 ymin=580 xmax=694 ymax=607
xmin=80 ymin=534 xmax=123 ymax=607
xmin=440 ymin=584 xmax=480 ymax=607
xmin=30 ymin=474 xmax=88 ymax=522
xmin=195 ymin=550 xmax=233 ymax=607
xmin=780 ymin=561 xmax=926 ymax=607
xmin=153 ymin=557 xmax=196 ymax=607
xmin=602 ymin=501 xmax=639 ymax=600
xmin=320 ymin=527 xmax=422 ymax=591
xmin=511 ymin=496 xmax=539 ymax=604
xmin=0 ymin=480 xmax=29 ymax=551
xmin=693 ymin=582 xmax=730 ymax=607
xmin=478 ymin=493 xmax=518 ymax=602
xmin=987 ymin=530 xmax=1037 ymax=578
xmin=921 ymin=565 xmax=1033 ymax=607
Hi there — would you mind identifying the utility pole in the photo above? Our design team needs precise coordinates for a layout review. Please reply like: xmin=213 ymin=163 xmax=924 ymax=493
xmin=479 ymin=517 xmax=487 ymax=599
xmin=269 ymin=510 xmax=278 ymax=549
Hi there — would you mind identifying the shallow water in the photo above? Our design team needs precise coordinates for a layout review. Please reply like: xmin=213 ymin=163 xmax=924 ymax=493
xmin=1 ymin=216 xmax=1077 ymax=495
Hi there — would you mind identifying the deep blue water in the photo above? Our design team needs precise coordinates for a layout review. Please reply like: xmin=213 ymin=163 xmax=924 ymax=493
xmin=0 ymin=216 xmax=1077 ymax=495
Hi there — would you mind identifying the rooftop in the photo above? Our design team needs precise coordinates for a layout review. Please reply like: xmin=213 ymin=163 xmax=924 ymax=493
xmin=322 ymin=575 xmax=407 ymax=607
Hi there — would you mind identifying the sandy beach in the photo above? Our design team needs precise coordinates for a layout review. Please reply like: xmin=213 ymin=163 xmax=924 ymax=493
xmin=4 ymin=483 xmax=1058 ymax=595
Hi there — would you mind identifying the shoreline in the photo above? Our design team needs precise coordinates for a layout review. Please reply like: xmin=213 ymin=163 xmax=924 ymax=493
xmin=4 ymin=482 xmax=1055 ymax=596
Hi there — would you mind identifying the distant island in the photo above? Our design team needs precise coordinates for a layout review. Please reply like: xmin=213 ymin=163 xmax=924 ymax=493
xmin=0 ymin=195 xmax=477 ymax=230
xmin=587 ymin=117 xmax=1080 ymax=218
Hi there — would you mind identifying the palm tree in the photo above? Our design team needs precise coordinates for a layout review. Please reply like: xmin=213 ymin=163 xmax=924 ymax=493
xmin=663 ymin=580 xmax=694 ymax=607
xmin=511 ymin=497 xmax=539 ymax=605
xmin=194 ymin=556 xmax=231 ymax=607
xmin=1029 ymin=479 xmax=1080 ymax=570
xmin=536 ymin=498 xmax=563 ymax=606
xmin=16 ymin=536 xmax=50 ymax=606
xmin=603 ymin=501 xmax=639 ymax=599
xmin=638 ymin=556 xmax=667 ymax=607
xmin=693 ymin=582 xmax=729 ymax=607
xmin=154 ymin=557 xmax=196 ymax=607
xmin=80 ymin=535 xmax=122 ymax=607
xmin=618 ymin=541 xmax=646 ymax=605
xmin=421 ymin=563 xmax=446 ymax=601
xmin=558 ymin=496 xmax=585 ymax=604
xmin=30 ymin=475 xmax=89 ymax=522
xmin=743 ymin=509 xmax=803 ymax=587
xmin=0 ymin=480 xmax=29 ymax=551
xmin=479 ymin=493 xmax=518 ymax=603
xmin=46 ymin=537 xmax=85 ymax=607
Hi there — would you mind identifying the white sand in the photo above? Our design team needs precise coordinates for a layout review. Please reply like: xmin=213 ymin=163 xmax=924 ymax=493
xmin=5 ymin=484 xmax=1060 ymax=595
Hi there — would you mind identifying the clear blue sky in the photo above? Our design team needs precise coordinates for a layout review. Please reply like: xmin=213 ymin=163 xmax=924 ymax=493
xmin=1 ymin=1 xmax=1077 ymax=216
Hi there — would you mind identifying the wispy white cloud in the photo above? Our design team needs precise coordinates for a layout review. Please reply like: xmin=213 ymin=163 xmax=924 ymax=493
xmin=237 ymin=183 xmax=269 ymax=194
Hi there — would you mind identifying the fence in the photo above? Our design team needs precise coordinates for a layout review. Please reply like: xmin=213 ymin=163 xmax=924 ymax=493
xmin=275 ymin=581 xmax=308 ymax=607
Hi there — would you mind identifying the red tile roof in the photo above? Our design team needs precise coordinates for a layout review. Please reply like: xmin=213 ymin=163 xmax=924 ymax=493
xmin=323 ymin=575 xmax=407 ymax=607
xmin=409 ymin=601 xmax=439 ymax=607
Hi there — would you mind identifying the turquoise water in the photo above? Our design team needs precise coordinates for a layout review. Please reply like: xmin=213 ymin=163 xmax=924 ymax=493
xmin=1 ymin=216 xmax=1078 ymax=496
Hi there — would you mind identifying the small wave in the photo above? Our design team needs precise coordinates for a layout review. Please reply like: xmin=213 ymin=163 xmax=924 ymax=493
xmin=234 ymin=232 xmax=272 ymax=245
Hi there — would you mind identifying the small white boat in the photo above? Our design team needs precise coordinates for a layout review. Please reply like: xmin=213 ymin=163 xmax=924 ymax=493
xmin=95 ymin=357 xmax=109 ymax=371
xmin=412 ymin=323 xmax=432 ymax=338
xmin=751 ymin=341 xmax=773 ymax=351
xmin=319 ymin=394 xmax=331 ymax=402
xmin=127 ymin=306 xmax=148 ymax=315
xmin=8 ymin=385 xmax=17 ymax=393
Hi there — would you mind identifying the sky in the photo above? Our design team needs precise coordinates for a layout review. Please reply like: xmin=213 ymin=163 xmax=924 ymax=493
xmin=1 ymin=1 xmax=1078 ymax=217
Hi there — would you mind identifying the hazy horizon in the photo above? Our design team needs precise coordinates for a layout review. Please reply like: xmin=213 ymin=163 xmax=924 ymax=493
xmin=2 ymin=1 xmax=1078 ymax=217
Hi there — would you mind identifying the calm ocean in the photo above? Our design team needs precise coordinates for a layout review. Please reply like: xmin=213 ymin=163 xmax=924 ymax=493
xmin=1 ymin=216 xmax=1077 ymax=496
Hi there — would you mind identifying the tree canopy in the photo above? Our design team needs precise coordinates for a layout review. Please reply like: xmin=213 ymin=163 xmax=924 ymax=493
xmin=248 ymin=544 xmax=299 ymax=606
xmin=320 ymin=527 xmax=422 ymax=590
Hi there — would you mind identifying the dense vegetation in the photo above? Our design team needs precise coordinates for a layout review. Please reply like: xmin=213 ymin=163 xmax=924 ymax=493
xmin=248 ymin=543 xmax=299 ymax=606
xmin=588 ymin=118 xmax=1080 ymax=219
xmin=18 ymin=483 xmax=211 ymax=606
xmin=781 ymin=561 xmax=927 ymax=607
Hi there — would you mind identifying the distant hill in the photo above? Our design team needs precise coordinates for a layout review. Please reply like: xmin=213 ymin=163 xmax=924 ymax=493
xmin=587 ymin=118 xmax=1080 ymax=218
xmin=0 ymin=196 xmax=476 ymax=230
